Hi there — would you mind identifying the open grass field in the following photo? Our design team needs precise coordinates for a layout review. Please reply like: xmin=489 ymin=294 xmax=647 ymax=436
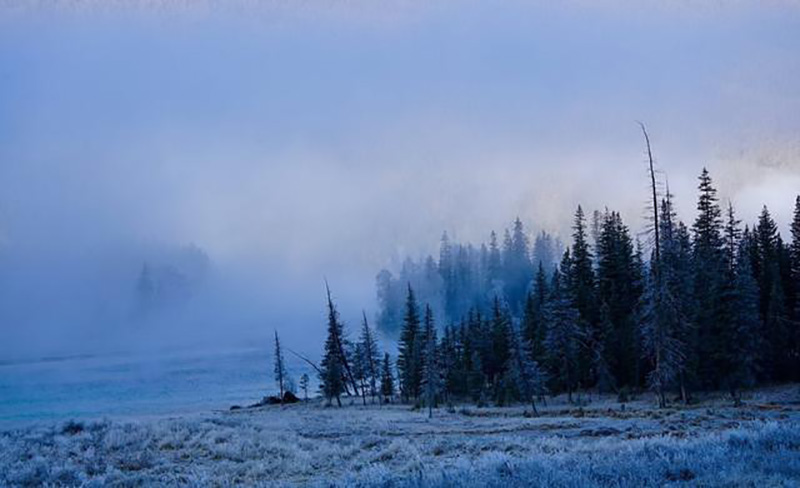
xmin=2 ymin=385 xmax=799 ymax=487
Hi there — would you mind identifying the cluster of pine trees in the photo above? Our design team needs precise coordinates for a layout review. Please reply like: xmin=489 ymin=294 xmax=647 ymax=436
xmin=318 ymin=167 xmax=799 ymax=410
xmin=376 ymin=224 xmax=564 ymax=332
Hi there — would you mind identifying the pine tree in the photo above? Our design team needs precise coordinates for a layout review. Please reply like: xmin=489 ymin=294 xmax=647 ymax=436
xmin=352 ymin=342 xmax=368 ymax=405
xmin=791 ymin=196 xmax=800 ymax=378
xmin=380 ymin=353 xmax=395 ymax=402
xmin=440 ymin=231 xmax=457 ymax=320
xmin=691 ymin=168 xmax=725 ymax=389
xmin=299 ymin=373 xmax=310 ymax=401
xmin=273 ymin=330 xmax=287 ymax=404
xmin=359 ymin=311 xmax=381 ymax=403
xmin=135 ymin=263 xmax=156 ymax=319
xmin=595 ymin=210 xmax=639 ymax=388
xmin=375 ymin=269 xmax=402 ymax=335
xmin=569 ymin=206 xmax=597 ymax=388
xmin=502 ymin=218 xmax=532 ymax=314
xmin=507 ymin=324 xmax=547 ymax=415
xmin=722 ymin=240 xmax=762 ymax=405
xmin=792 ymin=197 xmax=800 ymax=310
xmin=489 ymin=296 xmax=512 ymax=401
xmin=421 ymin=305 xmax=440 ymax=417
xmin=570 ymin=206 xmax=597 ymax=326
xmin=523 ymin=262 xmax=549 ymax=363
xmin=397 ymin=285 xmax=422 ymax=402
xmin=544 ymin=261 xmax=583 ymax=403
xmin=487 ymin=230 xmax=502 ymax=291
xmin=320 ymin=288 xmax=346 ymax=406
xmin=754 ymin=206 xmax=791 ymax=380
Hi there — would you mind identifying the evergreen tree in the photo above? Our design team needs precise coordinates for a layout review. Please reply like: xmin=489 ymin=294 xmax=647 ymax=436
xmin=273 ymin=330 xmax=287 ymax=404
xmin=299 ymin=373 xmax=310 ymax=401
xmin=595 ymin=210 xmax=639 ymax=388
xmin=507 ymin=324 xmax=547 ymax=415
xmin=522 ymin=262 xmax=548 ymax=364
xmin=320 ymin=288 xmax=346 ymax=406
xmin=544 ymin=261 xmax=583 ymax=402
xmin=754 ymin=206 xmax=791 ymax=380
xmin=691 ymin=168 xmax=725 ymax=389
xmin=421 ymin=305 xmax=441 ymax=417
xmin=502 ymin=218 xmax=533 ymax=314
xmin=397 ymin=285 xmax=422 ymax=402
xmin=440 ymin=232 xmax=456 ymax=320
xmin=487 ymin=230 xmax=502 ymax=292
xmin=569 ymin=206 xmax=597 ymax=387
xmin=570 ymin=206 xmax=597 ymax=326
xmin=489 ymin=296 xmax=512 ymax=401
xmin=791 ymin=196 xmax=800 ymax=378
xmin=352 ymin=342 xmax=368 ymax=405
xmin=375 ymin=269 xmax=402 ymax=335
xmin=135 ymin=263 xmax=156 ymax=319
xmin=792 ymin=196 xmax=800 ymax=312
xmin=721 ymin=239 xmax=762 ymax=405
xmin=380 ymin=353 xmax=395 ymax=402
xmin=532 ymin=230 xmax=561 ymax=273
xmin=358 ymin=311 xmax=381 ymax=403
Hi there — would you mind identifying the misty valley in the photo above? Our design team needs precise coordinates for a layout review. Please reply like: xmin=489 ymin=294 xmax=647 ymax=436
xmin=2 ymin=2 xmax=800 ymax=487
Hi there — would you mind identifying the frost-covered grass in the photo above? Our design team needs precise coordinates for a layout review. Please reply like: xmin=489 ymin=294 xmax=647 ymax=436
xmin=1 ymin=385 xmax=799 ymax=487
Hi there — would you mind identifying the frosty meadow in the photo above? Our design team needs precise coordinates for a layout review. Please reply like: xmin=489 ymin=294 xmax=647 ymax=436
xmin=2 ymin=1 xmax=800 ymax=487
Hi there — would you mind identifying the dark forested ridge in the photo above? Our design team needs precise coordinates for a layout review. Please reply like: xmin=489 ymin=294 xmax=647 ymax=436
xmin=316 ymin=167 xmax=800 ymax=410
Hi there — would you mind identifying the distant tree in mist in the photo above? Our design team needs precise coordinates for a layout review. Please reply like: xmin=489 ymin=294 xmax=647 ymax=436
xmin=273 ymin=330 xmax=287 ymax=404
xmin=135 ymin=263 xmax=156 ymax=319
xmin=421 ymin=305 xmax=440 ymax=418
xmin=380 ymin=353 xmax=395 ymax=402
xmin=299 ymin=373 xmax=310 ymax=401
xmin=358 ymin=312 xmax=381 ymax=403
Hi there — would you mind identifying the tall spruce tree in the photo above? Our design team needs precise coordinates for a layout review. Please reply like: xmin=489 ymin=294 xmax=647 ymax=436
xmin=489 ymin=296 xmax=512 ymax=402
xmin=791 ymin=196 xmax=800 ymax=378
xmin=722 ymin=237 xmax=762 ymax=405
xmin=522 ymin=261 xmax=549 ymax=365
xmin=397 ymin=285 xmax=422 ymax=402
xmin=421 ymin=305 xmax=440 ymax=417
xmin=569 ymin=206 xmax=597 ymax=388
xmin=502 ymin=218 xmax=533 ymax=314
xmin=691 ymin=168 xmax=725 ymax=389
xmin=595 ymin=210 xmax=639 ymax=388
xmin=544 ymin=259 xmax=583 ymax=402
xmin=320 ymin=287 xmax=346 ymax=406
xmin=755 ymin=206 xmax=791 ymax=380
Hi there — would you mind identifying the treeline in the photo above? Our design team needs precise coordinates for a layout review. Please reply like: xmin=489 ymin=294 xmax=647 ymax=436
xmin=315 ymin=167 xmax=800 ymax=411
xmin=376 ymin=225 xmax=564 ymax=331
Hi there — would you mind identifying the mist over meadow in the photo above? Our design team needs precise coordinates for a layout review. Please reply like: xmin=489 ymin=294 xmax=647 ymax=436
xmin=0 ymin=1 xmax=799 ymax=360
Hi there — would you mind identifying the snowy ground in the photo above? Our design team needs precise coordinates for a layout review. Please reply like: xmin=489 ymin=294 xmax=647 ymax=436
xmin=2 ymin=385 xmax=799 ymax=487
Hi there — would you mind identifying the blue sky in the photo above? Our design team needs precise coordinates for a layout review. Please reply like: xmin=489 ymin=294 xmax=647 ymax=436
xmin=0 ymin=1 xmax=799 ymax=355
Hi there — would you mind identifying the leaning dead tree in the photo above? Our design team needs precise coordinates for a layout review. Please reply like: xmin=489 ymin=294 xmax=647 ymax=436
xmin=638 ymin=121 xmax=660 ymax=265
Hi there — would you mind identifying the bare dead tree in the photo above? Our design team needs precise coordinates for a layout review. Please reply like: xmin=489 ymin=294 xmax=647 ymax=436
xmin=638 ymin=121 xmax=660 ymax=265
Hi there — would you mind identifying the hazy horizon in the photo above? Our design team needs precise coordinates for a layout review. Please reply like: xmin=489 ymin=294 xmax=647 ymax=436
xmin=1 ymin=1 xmax=799 ymax=360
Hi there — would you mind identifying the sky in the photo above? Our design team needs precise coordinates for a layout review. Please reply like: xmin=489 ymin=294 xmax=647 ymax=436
xmin=0 ymin=1 xmax=799 ymax=359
